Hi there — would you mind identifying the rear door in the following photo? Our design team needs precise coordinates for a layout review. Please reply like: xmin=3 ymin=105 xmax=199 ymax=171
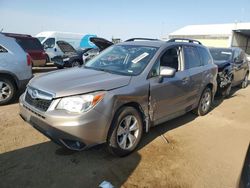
xmin=183 ymin=45 xmax=205 ymax=105
xmin=149 ymin=45 xmax=193 ymax=124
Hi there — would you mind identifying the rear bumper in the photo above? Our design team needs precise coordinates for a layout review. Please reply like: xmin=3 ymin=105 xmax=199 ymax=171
xmin=19 ymin=94 xmax=110 ymax=150
xmin=32 ymin=59 xmax=46 ymax=67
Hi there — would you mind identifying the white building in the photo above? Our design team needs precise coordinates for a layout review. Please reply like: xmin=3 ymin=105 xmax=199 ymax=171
xmin=162 ymin=23 xmax=250 ymax=54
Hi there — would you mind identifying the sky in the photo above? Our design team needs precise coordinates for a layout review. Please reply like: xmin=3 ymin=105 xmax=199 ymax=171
xmin=0 ymin=0 xmax=250 ymax=40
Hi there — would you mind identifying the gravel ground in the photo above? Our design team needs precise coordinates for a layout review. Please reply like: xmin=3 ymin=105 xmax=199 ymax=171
xmin=0 ymin=68 xmax=249 ymax=188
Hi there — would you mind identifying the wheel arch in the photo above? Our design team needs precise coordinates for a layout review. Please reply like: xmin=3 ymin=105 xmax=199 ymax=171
xmin=0 ymin=71 xmax=18 ymax=89
xmin=108 ymin=101 xmax=149 ymax=141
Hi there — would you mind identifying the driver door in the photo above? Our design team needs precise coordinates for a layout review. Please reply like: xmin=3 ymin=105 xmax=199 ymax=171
xmin=149 ymin=46 xmax=192 ymax=125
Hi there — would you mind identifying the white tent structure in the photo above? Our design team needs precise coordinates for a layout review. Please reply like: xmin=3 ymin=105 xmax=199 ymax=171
xmin=162 ymin=23 xmax=250 ymax=54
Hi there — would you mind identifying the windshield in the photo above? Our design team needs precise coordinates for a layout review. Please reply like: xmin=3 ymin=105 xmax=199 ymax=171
xmin=37 ymin=37 xmax=45 ymax=43
xmin=209 ymin=48 xmax=233 ymax=62
xmin=84 ymin=45 xmax=158 ymax=76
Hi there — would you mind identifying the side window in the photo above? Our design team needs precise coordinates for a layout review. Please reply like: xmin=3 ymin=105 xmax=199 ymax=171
xmin=0 ymin=45 xmax=8 ymax=53
xmin=43 ymin=38 xmax=55 ymax=48
xmin=149 ymin=47 xmax=181 ymax=78
xmin=160 ymin=47 xmax=180 ymax=71
xmin=184 ymin=46 xmax=202 ymax=69
xmin=197 ymin=47 xmax=212 ymax=65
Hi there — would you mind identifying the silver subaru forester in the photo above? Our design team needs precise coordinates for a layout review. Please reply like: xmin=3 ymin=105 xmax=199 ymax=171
xmin=20 ymin=38 xmax=217 ymax=157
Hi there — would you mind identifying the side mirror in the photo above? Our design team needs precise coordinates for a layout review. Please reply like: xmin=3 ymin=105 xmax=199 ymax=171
xmin=160 ymin=67 xmax=176 ymax=78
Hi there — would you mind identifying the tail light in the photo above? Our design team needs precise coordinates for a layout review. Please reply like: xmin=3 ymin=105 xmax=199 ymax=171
xmin=27 ymin=54 xmax=32 ymax=66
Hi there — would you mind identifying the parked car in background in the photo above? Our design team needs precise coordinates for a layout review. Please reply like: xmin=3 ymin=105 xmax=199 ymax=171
xmin=20 ymin=38 xmax=217 ymax=157
xmin=3 ymin=33 xmax=47 ymax=67
xmin=36 ymin=31 xmax=83 ymax=62
xmin=0 ymin=33 xmax=32 ymax=105
xmin=53 ymin=41 xmax=85 ymax=68
xmin=209 ymin=47 xmax=249 ymax=97
xmin=54 ymin=37 xmax=114 ymax=69
xmin=82 ymin=37 xmax=113 ymax=63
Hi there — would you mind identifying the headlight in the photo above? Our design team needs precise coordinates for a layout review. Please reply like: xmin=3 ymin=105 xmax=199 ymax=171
xmin=56 ymin=91 xmax=105 ymax=113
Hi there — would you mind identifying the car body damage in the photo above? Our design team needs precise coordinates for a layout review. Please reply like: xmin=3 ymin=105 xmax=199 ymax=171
xmin=210 ymin=47 xmax=249 ymax=97
xmin=20 ymin=38 xmax=219 ymax=156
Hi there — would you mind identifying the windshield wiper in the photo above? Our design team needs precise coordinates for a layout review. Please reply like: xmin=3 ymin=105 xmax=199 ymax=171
xmin=84 ymin=66 xmax=130 ymax=76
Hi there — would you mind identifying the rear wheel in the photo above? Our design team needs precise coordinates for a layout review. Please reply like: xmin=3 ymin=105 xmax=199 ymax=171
xmin=107 ymin=107 xmax=143 ymax=157
xmin=71 ymin=61 xmax=81 ymax=67
xmin=241 ymin=72 xmax=249 ymax=88
xmin=56 ymin=65 xmax=64 ymax=69
xmin=45 ymin=54 xmax=50 ymax=63
xmin=192 ymin=87 xmax=212 ymax=116
xmin=0 ymin=78 xmax=16 ymax=105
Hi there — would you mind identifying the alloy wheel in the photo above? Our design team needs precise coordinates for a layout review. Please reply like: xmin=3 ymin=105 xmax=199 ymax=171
xmin=117 ymin=115 xmax=139 ymax=150
xmin=0 ymin=81 xmax=12 ymax=102
xmin=201 ymin=90 xmax=211 ymax=113
xmin=72 ymin=61 xmax=80 ymax=67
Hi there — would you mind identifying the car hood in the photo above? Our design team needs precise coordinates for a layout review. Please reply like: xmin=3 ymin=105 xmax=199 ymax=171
xmin=90 ymin=37 xmax=113 ymax=51
xmin=214 ymin=60 xmax=232 ymax=72
xmin=57 ymin=41 xmax=77 ymax=54
xmin=29 ymin=68 xmax=131 ymax=98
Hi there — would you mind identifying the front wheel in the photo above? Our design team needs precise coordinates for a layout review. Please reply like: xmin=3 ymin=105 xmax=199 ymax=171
xmin=107 ymin=107 xmax=143 ymax=157
xmin=71 ymin=61 xmax=81 ymax=67
xmin=241 ymin=73 xmax=249 ymax=88
xmin=193 ymin=87 xmax=212 ymax=116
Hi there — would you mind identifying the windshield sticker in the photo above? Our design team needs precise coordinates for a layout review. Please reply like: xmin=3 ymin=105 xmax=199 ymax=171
xmin=132 ymin=52 xmax=149 ymax=64
xmin=221 ymin=52 xmax=232 ymax=55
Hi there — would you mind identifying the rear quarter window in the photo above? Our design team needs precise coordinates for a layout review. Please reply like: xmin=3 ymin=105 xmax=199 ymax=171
xmin=16 ymin=38 xmax=43 ymax=51
xmin=0 ymin=45 xmax=8 ymax=53
xmin=197 ymin=47 xmax=213 ymax=65
xmin=183 ymin=46 xmax=202 ymax=69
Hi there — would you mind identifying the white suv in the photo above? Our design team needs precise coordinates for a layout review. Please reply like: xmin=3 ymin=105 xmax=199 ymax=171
xmin=0 ymin=33 xmax=32 ymax=105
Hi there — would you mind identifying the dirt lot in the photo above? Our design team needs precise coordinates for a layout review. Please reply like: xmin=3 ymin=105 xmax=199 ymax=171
xmin=0 ymin=68 xmax=249 ymax=188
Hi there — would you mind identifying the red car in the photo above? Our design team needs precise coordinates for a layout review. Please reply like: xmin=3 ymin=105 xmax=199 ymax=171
xmin=3 ymin=33 xmax=47 ymax=67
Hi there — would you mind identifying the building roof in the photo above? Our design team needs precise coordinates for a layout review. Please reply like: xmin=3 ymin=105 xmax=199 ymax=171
xmin=162 ymin=22 xmax=250 ymax=39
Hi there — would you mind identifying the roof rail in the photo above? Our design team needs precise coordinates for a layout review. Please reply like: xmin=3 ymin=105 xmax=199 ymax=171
xmin=125 ymin=38 xmax=159 ymax=42
xmin=168 ymin=38 xmax=202 ymax=45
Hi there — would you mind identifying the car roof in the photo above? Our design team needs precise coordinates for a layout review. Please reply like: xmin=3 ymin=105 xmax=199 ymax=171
xmin=118 ymin=40 xmax=205 ymax=48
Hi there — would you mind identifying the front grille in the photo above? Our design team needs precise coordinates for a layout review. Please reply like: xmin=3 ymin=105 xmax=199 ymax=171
xmin=25 ymin=91 xmax=52 ymax=112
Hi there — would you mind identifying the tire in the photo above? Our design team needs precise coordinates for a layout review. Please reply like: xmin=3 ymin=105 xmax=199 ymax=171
xmin=0 ymin=78 xmax=16 ymax=105
xmin=56 ymin=65 xmax=64 ymax=69
xmin=107 ymin=106 xmax=143 ymax=157
xmin=71 ymin=61 xmax=81 ymax=67
xmin=241 ymin=72 xmax=249 ymax=89
xmin=192 ymin=87 xmax=212 ymax=116
xmin=45 ymin=54 xmax=50 ymax=63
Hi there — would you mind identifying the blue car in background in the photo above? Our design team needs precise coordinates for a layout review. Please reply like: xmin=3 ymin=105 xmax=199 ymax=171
xmin=80 ymin=34 xmax=97 ymax=49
